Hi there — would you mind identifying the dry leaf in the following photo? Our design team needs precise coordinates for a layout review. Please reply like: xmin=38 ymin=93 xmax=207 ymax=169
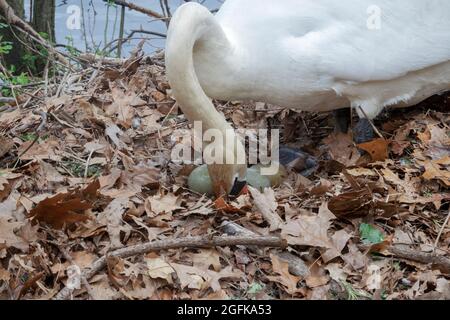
xmin=191 ymin=249 xmax=222 ymax=271
xmin=266 ymin=254 xmax=301 ymax=295
xmin=0 ymin=217 xmax=28 ymax=251
xmin=97 ymin=197 xmax=130 ymax=248
xmin=248 ymin=186 xmax=283 ymax=231
xmin=29 ymin=180 xmax=99 ymax=229
xmin=422 ymin=160 xmax=450 ymax=187
xmin=145 ymin=256 xmax=174 ymax=283
xmin=357 ymin=138 xmax=389 ymax=162
xmin=281 ymin=203 xmax=336 ymax=248
xmin=323 ymin=132 xmax=360 ymax=167
xmin=145 ymin=193 xmax=182 ymax=218
xmin=0 ymin=136 xmax=14 ymax=158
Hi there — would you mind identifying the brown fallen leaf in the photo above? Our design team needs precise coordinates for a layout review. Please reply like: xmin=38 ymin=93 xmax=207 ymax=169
xmin=346 ymin=168 xmax=378 ymax=177
xmin=248 ymin=186 xmax=283 ymax=231
xmin=0 ymin=108 xmax=21 ymax=126
xmin=29 ymin=180 xmax=99 ymax=229
xmin=321 ymin=229 xmax=352 ymax=263
xmin=170 ymin=263 xmax=243 ymax=292
xmin=206 ymin=266 xmax=244 ymax=292
xmin=105 ymin=86 xmax=146 ymax=128
xmin=97 ymin=197 xmax=131 ymax=248
xmin=191 ymin=249 xmax=222 ymax=272
xmin=0 ymin=266 xmax=10 ymax=282
xmin=0 ymin=217 xmax=28 ymax=251
xmin=323 ymin=132 xmax=360 ymax=167
xmin=422 ymin=160 xmax=450 ymax=187
xmin=121 ymin=163 xmax=160 ymax=190
xmin=266 ymin=253 xmax=301 ymax=295
xmin=342 ymin=243 xmax=369 ymax=270
xmin=18 ymin=138 xmax=61 ymax=161
xmin=328 ymin=189 xmax=372 ymax=218
xmin=357 ymin=138 xmax=389 ymax=162
xmin=0 ymin=136 xmax=14 ymax=158
xmin=170 ymin=263 xmax=207 ymax=290
xmin=0 ymin=180 xmax=11 ymax=202
xmin=213 ymin=197 xmax=243 ymax=214
xmin=145 ymin=193 xmax=183 ymax=218
xmin=305 ymin=263 xmax=330 ymax=288
xmin=281 ymin=203 xmax=335 ymax=248
xmin=145 ymin=256 xmax=175 ymax=283
xmin=418 ymin=124 xmax=450 ymax=160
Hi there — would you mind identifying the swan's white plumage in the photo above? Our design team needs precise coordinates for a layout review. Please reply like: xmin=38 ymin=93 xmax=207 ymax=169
xmin=165 ymin=0 xmax=450 ymax=194
xmin=191 ymin=0 xmax=450 ymax=118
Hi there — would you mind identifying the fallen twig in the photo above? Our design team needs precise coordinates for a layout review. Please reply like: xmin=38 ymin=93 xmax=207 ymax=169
xmin=84 ymin=150 xmax=95 ymax=179
xmin=53 ymin=235 xmax=285 ymax=300
xmin=434 ymin=210 xmax=450 ymax=252
xmin=387 ymin=245 xmax=450 ymax=273
xmin=248 ymin=186 xmax=283 ymax=231
xmin=0 ymin=97 xmax=15 ymax=104
xmin=220 ymin=221 xmax=310 ymax=278
xmin=12 ymin=110 xmax=47 ymax=168
xmin=358 ymin=106 xmax=385 ymax=139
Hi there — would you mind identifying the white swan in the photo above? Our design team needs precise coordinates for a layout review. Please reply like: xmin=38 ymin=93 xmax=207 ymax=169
xmin=165 ymin=0 xmax=450 ymax=196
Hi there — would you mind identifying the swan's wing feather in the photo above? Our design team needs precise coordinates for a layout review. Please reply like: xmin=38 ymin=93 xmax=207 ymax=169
xmin=216 ymin=0 xmax=450 ymax=82
xmin=315 ymin=0 xmax=450 ymax=82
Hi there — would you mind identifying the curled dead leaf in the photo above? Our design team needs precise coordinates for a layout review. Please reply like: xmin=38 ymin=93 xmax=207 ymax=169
xmin=357 ymin=138 xmax=389 ymax=162
xmin=29 ymin=180 xmax=100 ymax=229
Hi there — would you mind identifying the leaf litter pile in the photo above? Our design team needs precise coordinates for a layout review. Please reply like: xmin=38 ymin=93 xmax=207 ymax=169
xmin=0 ymin=49 xmax=449 ymax=300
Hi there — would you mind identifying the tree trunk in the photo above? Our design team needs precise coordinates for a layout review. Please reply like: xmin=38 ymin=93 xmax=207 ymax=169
xmin=30 ymin=0 xmax=56 ymax=74
xmin=32 ymin=0 xmax=55 ymax=42
xmin=0 ymin=0 xmax=25 ymax=69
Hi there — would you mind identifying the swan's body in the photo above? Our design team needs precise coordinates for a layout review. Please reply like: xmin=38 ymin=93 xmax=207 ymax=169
xmin=166 ymin=0 xmax=450 ymax=195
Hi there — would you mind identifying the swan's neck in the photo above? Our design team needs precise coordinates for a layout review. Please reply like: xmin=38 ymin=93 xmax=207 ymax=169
xmin=165 ymin=3 xmax=234 ymax=134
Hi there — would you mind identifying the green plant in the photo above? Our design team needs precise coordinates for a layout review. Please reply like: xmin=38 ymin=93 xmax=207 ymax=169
xmin=0 ymin=37 xmax=13 ymax=55
xmin=1 ymin=69 xmax=30 ymax=97
xmin=0 ymin=23 xmax=13 ymax=55
xmin=21 ymin=32 xmax=49 ymax=74
xmin=63 ymin=160 xmax=103 ymax=178
xmin=340 ymin=281 xmax=372 ymax=300
xmin=65 ymin=35 xmax=79 ymax=56
xmin=20 ymin=133 xmax=39 ymax=142
xmin=359 ymin=223 xmax=385 ymax=244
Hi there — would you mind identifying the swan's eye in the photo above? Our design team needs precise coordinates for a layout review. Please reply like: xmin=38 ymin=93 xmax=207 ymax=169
xmin=229 ymin=177 xmax=247 ymax=197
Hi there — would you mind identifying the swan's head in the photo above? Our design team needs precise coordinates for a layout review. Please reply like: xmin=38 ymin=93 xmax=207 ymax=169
xmin=208 ymin=162 xmax=247 ymax=197
xmin=204 ymin=127 xmax=248 ymax=197
xmin=166 ymin=2 xmax=247 ymax=197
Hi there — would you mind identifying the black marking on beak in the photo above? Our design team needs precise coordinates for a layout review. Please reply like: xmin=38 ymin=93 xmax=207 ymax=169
xmin=229 ymin=178 xmax=247 ymax=197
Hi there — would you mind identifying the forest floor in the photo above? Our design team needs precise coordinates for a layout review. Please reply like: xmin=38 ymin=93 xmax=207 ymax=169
xmin=0 ymin=49 xmax=449 ymax=300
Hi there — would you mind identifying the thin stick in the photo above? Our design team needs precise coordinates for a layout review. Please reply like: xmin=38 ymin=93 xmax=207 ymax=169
xmin=116 ymin=5 xmax=126 ymax=58
xmin=53 ymin=235 xmax=285 ymax=300
xmin=12 ymin=111 xmax=47 ymax=168
xmin=0 ymin=97 xmax=15 ymax=104
xmin=84 ymin=150 xmax=95 ymax=179
xmin=248 ymin=186 xmax=283 ymax=231
xmin=433 ymin=210 xmax=450 ymax=252
xmin=387 ymin=245 xmax=450 ymax=273
xmin=358 ymin=106 xmax=384 ymax=139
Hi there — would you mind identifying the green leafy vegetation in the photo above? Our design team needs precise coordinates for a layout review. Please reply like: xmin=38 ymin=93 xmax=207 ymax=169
xmin=359 ymin=223 xmax=385 ymax=244
xmin=63 ymin=160 xmax=103 ymax=178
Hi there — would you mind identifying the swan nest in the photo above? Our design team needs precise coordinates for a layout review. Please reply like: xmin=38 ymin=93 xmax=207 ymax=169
xmin=0 ymin=52 xmax=449 ymax=300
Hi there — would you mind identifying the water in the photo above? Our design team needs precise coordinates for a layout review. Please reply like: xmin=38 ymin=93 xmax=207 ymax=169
xmin=24 ymin=0 xmax=224 ymax=57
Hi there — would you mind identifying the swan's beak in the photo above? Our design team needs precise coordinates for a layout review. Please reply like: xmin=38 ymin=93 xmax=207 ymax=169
xmin=208 ymin=163 xmax=247 ymax=197
xmin=229 ymin=177 xmax=247 ymax=197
